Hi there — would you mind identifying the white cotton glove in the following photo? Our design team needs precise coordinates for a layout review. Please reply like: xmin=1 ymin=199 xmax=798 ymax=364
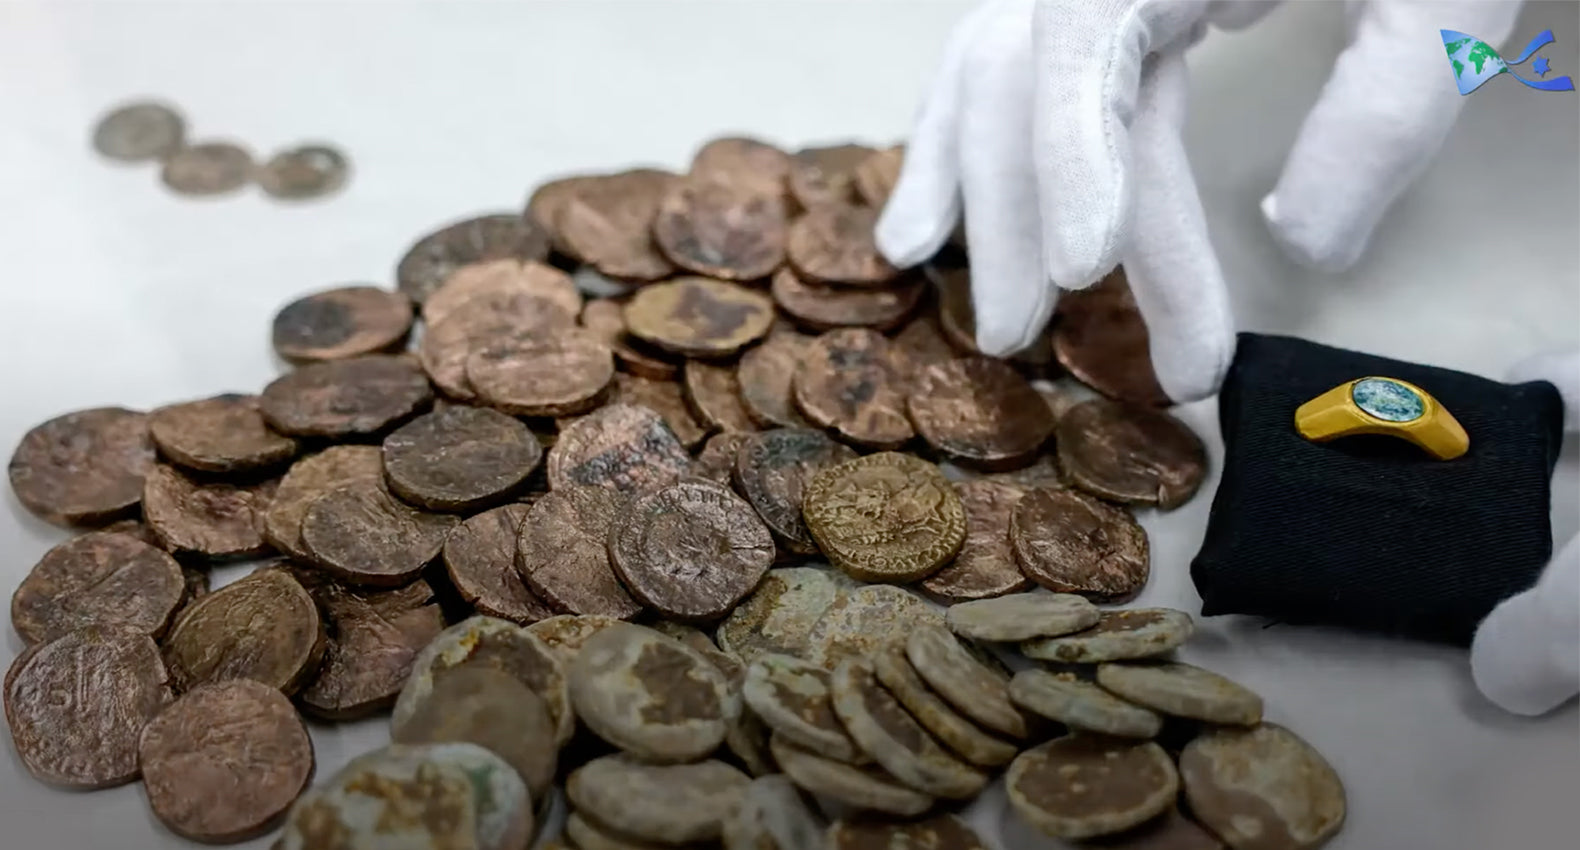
xmin=876 ymin=0 xmax=1523 ymax=403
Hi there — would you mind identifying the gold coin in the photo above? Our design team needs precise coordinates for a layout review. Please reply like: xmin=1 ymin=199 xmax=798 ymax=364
xmin=802 ymin=452 xmax=966 ymax=583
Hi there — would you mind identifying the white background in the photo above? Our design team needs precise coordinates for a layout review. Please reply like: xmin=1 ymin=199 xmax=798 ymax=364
xmin=0 ymin=1 xmax=1576 ymax=848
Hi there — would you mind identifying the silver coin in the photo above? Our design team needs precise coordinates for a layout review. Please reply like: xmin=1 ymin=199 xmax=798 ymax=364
xmin=92 ymin=101 xmax=185 ymax=162
xmin=160 ymin=142 xmax=253 ymax=196
xmin=257 ymin=144 xmax=350 ymax=200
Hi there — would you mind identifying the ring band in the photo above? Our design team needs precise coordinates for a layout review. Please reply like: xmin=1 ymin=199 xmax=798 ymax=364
xmin=1294 ymin=377 xmax=1469 ymax=460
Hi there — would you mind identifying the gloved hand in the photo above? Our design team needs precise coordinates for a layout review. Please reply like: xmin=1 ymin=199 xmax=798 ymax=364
xmin=875 ymin=0 xmax=1522 ymax=403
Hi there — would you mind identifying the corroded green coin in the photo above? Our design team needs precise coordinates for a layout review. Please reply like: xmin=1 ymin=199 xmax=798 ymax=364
xmin=1022 ymin=608 xmax=1194 ymax=664
xmin=743 ymin=653 xmax=862 ymax=763
xmin=1010 ymin=669 xmax=1162 ymax=739
xmin=1096 ymin=662 xmax=1264 ymax=726
xmin=567 ymin=755 xmax=751 ymax=845
xmin=1007 ymin=736 xmax=1178 ymax=841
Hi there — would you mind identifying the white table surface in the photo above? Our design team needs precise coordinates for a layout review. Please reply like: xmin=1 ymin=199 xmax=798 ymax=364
xmin=1 ymin=2 xmax=1576 ymax=848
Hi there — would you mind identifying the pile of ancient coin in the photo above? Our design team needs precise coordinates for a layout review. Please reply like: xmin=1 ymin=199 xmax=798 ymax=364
xmin=91 ymin=99 xmax=348 ymax=199
xmin=5 ymin=135 xmax=1345 ymax=849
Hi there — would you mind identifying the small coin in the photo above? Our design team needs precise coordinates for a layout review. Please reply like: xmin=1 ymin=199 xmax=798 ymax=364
xmin=793 ymin=329 xmax=913 ymax=449
xmin=602 ymin=372 xmax=709 ymax=449
xmin=256 ymin=144 xmax=349 ymax=200
xmin=787 ymin=144 xmax=875 ymax=209
xmin=786 ymin=204 xmax=898 ymax=287
xmin=300 ymin=480 xmax=460 ymax=587
xmin=567 ymin=755 xmax=751 ymax=845
xmin=1096 ymin=662 xmax=1264 ymax=726
xmin=694 ymin=430 xmax=753 ymax=485
xmin=548 ymin=403 xmax=694 ymax=493
xmin=8 ymin=406 xmax=155 ymax=526
xmin=830 ymin=658 xmax=988 ymax=799
xmin=723 ymin=775 xmax=826 ymax=850
xmin=920 ymin=481 xmax=1034 ymax=603
xmin=871 ymin=643 xmax=1018 ymax=768
xmin=769 ymin=733 xmax=934 ymax=817
xmin=804 ymin=452 xmax=965 ymax=582
xmin=148 ymin=393 xmax=298 ymax=474
xmin=466 ymin=330 xmax=614 ymax=417
xmin=772 ymin=267 xmax=922 ymax=332
xmin=982 ymin=452 xmax=1067 ymax=490
xmin=293 ymin=576 xmax=444 ymax=720
xmin=1180 ymin=723 xmax=1346 ymax=850
xmin=734 ymin=428 xmax=857 ymax=555
xmin=138 ymin=679 xmax=313 ymax=842
xmin=806 ymin=583 xmax=943 ymax=670
xmin=717 ymin=566 xmax=855 ymax=663
xmin=1011 ymin=488 xmax=1150 ymax=602
xmin=516 ymin=486 xmax=642 ymax=619
xmin=906 ymin=625 xmax=1026 ymax=739
xmin=1023 ymin=608 xmax=1195 ymax=663
xmin=526 ymin=614 xmax=626 ymax=663
xmin=260 ymin=354 xmax=432 ymax=438
xmin=683 ymin=360 xmax=758 ymax=434
xmin=653 ymin=178 xmax=789 ymax=280
xmin=443 ymin=504 xmax=555 ymax=623
xmin=738 ymin=327 xmax=814 ymax=428
xmin=1083 ymin=808 xmax=1226 ymax=850
xmin=829 ymin=813 xmax=988 ymax=850
xmin=419 ymin=289 xmax=577 ymax=400
xmin=946 ymin=592 xmax=1100 ymax=643
xmin=92 ymin=100 xmax=184 ymax=161
xmin=11 ymin=530 xmax=184 ymax=646
xmin=580 ymin=297 xmax=684 ymax=380
xmin=624 ymin=277 xmax=776 ymax=358
xmin=142 ymin=464 xmax=274 ymax=559
xmin=1058 ymin=399 xmax=1207 ymax=509
xmin=890 ymin=313 xmax=959 ymax=382
xmin=160 ymin=141 xmax=253 ymax=196
xmin=382 ymin=405 xmax=543 ymax=511
xmin=908 ymin=357 xmax=1055 ymax=470
xmin=565 ymin=812 xmax=672 ymax=850
xmin=1053 ymin=269 xmax=1170 ymax=407
xmin=1010 ymin=670 xmax=1163 ymax=739
xmin=525 ymin=173 xmax=601 ymax=253
xmin=423 ymin=258 xmax=583 ymax=328
xmin=743 ymin=654 xmax=863 ymax=763
xmin=554 ymin=169 xmax=680 ymax=280
xmin=851 ymin=144 xmax=906 ymax=209
xmin=270 ymin=285 xmax=413 ymax=363
xmin=1007 ymin=735 xmax=1179 ymax=840
xmin=691 ymin=136 xmax=793 ymax=199
xmin=262 ymin=445 xmax=383 ymax=560
xmin=396 ymin=213 xmax=552 ymax=305
xmin=161 ymin=567 xmax=325 ymax=694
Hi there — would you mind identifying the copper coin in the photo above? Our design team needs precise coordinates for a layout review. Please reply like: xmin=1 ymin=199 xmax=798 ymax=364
xmin=1058 ymin=399 xmax=1207 ymax=509
xmin=609 ymin=479 xmax=775 ymax=622
xmin=1180 ymin=723 xmax=1345 ymax=850
xmin=148 ymin=393 xmax=298 ymax=474
xmin=1053 ymin=269 xmax=1169 ymax=407
xmin=396 ymin=212 xmax=551 ymax=304
xmin=890 ymin=314 xmax=959 ymax=382
xmin=982 ymin=453 xmax=1067 ymax=490
xmin=300 ymin=480 xmax=460 ymax=587
xmin=260 ymin=354 xmax=432 ymax=438
xmin=8 ymin=406 xmax=155 ymax=526
xmin=716 ymin=566 xmax=855 ymax=664
xmin=92 ymin=100 xmax=185 ymax=161
xmin=684 ymin=360 xmax=757 ymax=434
xmin=293 ymin=575 xmax=444 ymax=720
xmin=382 ymin=405 xmax=543 ymax=511
xmin=262 ymin=445 xmax=384 ymax=561
xmin=159 ymin=141 xmax=252 ymax=196
xmin=738 ymin=327 xmax=814 ymax=428
xmin=787 ymin=204 xmax=898 ymax=286
xmin=580 ymin=297 xmax=683 ymax=380
xmin=422 ymin=258 xmax=582 ymax=328
xmin=11 ymin=530 xmax=185 ymax=646
xmin=806 ymin=584 xmax=944 ymax=671
xmin=256 ymin=143 xmax=349 ymax=200
xmin=733 ymin=428 xmax=857 ymax=555
xmin=466 ymin=330 xmax=614 ymax=417
xmin=4 ymin=628 xmax=172 ymax=788
xmin=142 ymin=464 xmax=274 ymax=559
xmin=553 ymin=169 xmax=680 ymax=280
xmin=138 ymin=678 xmax=313 ymax=843
xmin=443 ymin=504 xmax=554 ymax=623
xmin=606 ymin=372 xmax=709 ymax=449
xmin=920 ymin=480 xmax=1033 ymax=603
xmin=830 ymin=658 xmax=988 ymax=799
xmin=1010 ymin=488 xmax=1150 ymax=601
xmin=515 ymin=486 xmax=642 ymax=620
xmin=694 ymin=431 xmax=753 ymax=485
xmin=690 ymin=136 xmax=793 ymax=199
xmin=829 ymin=814 xmax=987 ymax=850
xmin=624 ymin=277 xmax=775 ymax=358
xmin=1007 ymin=736 xmax=1179 ymax=840
xmin=908 ymin=357 xmax=1055 ymax=471
xmin=768 ymin=733 xmax=934 ymax=817
xmin=792 ymin=329 xmax=912 ymax=449
xmin=652 ymin=177 xmax=788 ymax=280
xmin=803 ymin=452 xmax=966 ymax=583
xmin=161 ymin=567 xmax=324 ymax=694
xmin=271 ymin=285 xmax=413 ymax=363
xmin=787 ymin=143 xmax=874 ymax=209
xmin=934 ymin=265 xmax=980 ymax=353
xmin=852 ymin=144 xmax=906 ymax=208
xmin=547 ymin=403 xmax=694 ymax=493
xmin=772 ymin=266 xmax=923 ymax=333
xmin=419 ymin=290 xmax=576 ymax=400
xmin=526 ymin=173 xmax=601 ymax=252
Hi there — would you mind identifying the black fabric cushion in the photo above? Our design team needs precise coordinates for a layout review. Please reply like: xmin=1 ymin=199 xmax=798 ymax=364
xmin=1191 ymin=333 xmax=1566 ymax=646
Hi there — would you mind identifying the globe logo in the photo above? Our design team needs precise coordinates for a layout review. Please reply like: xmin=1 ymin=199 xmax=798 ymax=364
xmin=1442 ymin=29 xmax=1575 ymax=95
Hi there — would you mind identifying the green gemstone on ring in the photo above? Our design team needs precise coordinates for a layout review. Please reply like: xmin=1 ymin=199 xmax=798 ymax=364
xmin=1351 ymin=378 xmax=1425 ymax=423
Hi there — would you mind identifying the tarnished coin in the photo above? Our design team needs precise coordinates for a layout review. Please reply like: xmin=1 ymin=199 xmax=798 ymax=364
xmin=691 ymin=136 xmax=794 ymax=199
xmin=1053 ymin=269 xmax=1170 ymax=407
xmin=396 ymin=212 xmax=552 ymax=304
xmin=727 ymin=704 xmax=778 ymax=779
xmin=921 ymin=481 xmax=1034 ymax=603
xmin=1059 ymin=399 xmax=1207 ymax=509
xmin=526 ymin=172 xmax=602 ymax=252
xmin=743 ymin=654 xmax=862 ymax=762
xmin=828 ymin=814 xmax=987 ymax=850
xmin=1010 ymin=670 xmax=1163 ymax=739
xmin=1085 ymin=808 xmax=1226 ymax=850
xmin=8 ymin=406 xmax=155 ymax=526
xmin=1096 ymin=662 xmax=1264 ymax=726
xmin=807 ymin=584 xmax=943 ymax=670
xmin=383 ymin=405 xmax=543 ymax=511
xmin=423 ymin=258 xmax=582 ymax=328
xmin=831 ymin=658 xmax=987 ymax=799
xmin=149 ymin=394 xmax=297 ymax=474
xmin=871 ymin=643 xmax=1017 ymax=768
xmin=138 ymin=678 xmax=313 ymax=843
xmin=392 ymin=664 xmax=558 ymax=802
xmin=160 ymin=141 xmax=253 ymax=195
xmin=554 ymin=169 xmax=680 ymax=280
xmin=526 ymin=614 xmax=625 ymax=663
xmin=466 ymin=330 xmax=615 ymax=417
xmin=420 ymin=289 xmax=577 ymax=400
xmin=1011 ymin=488 xmax=1150 ymax=601
xmin=1180 ymin=723 xmax=1346 ymax=850
xmin=11 ymin=530 xmax=184 ymax=646
xmin=142 ymin=464 xmax=274 ymax=559
xmin=933 ymin=265 xmax=981 ymax=354
xmin=717 ymin=567 xmax=854 ymax=663
xmin=738 ymin=327 xmax=814 ymax=428
xmin=890 ymin=314 xmax=958 ymax=382
xmin=769 ymin=733 xmax=934 ymax=817
xmin=610 ymin=479 xmax=775 ymax=622
xmin=1023 ymin=608 xmax=1195 ymax=663
xmin=684 ymin=360 xmax=758 ymax=434
xmin=260 ymin=354 xmax=432 ymax=438
xmin=851 ymin=144 xmax=906 ymax=208
xmin=906 ymin=625 xmax=1026 ymax=739
xmin=580 ymin=297 xmax=683 ymax=380
xmin=549 ymin=403 xmax=694 ymax=492
xmin=606 ymin=372 xmax=709 ymax=449
xmin=908 ymin=357 xmax=1055 ymax=470
xmin=162 ymin=567 xmax=325 ymax=694
xmin=256 ymin=144 xmax=349 ymax=200
xmin=648 ymin=619 xmax=746 ymax=688
xmin=723 ymin=775 xmax=825 ymax=850
xmin=653 ymin=178 xmax=788 ymax=280
xmin=624 ymin=277 xmax=775 ymax=358
xmin=787 ymin=204 xmax=898 ymax=286
xmin=270 ymin=284 xmax=413 ymax=365
xmin=300 ymin=481 xmax=460 ymax=586
xmin=262 ymin=445 xmax=383 ymax=561
xmin=1007 ymin=736 xmax=1179 ymax=840
xmin=92 ymin=100 xmax=184 ymax=161
xmin=771 ymin=267 xmax=923 ymax=332
xmin=804 ymin=452 xmax=965 ymax=583
xmin=734 ymin=429 xmax=857 ymax=555
xmin=695 ymin=431 xmax=754 ymax=485
xmin=294 ymin=576 xmax=444 ymax=720
xmin=516 ymin=486 xmax=642 ymax=619
xmin=787 ymin=144 xmax=875 ymax=209
xmin=567 ymin=755 xmax=751 ymax=844
xmin=443 ymin=504 xmax=554 ymax=623
xmin=947 ymin=592 xmax=1101 ymax=643
xmin=793 ymin=329 xmax=913 ymax=449
xmin=983 ymin=453 xmax=1067 ymax=490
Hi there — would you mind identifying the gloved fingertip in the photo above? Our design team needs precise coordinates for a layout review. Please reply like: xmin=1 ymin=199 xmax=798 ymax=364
xmin=873 ymin=207 xmax=937 ymax=269
xmin=1260 ymin=192 xmax=1364 ymax=274
xmin=1471 ymin=594 xmax=1578 ymax=717
xmin=973 ymin=308 xmax=1040 ymax=360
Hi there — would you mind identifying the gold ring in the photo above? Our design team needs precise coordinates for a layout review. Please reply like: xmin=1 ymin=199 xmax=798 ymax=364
xmin=1294 ymin=377 xmax=1469 ymax=460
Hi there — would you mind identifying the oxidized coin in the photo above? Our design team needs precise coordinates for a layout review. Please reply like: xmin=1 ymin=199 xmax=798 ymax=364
xmin=11 ymin=530 xmax=184 ymax=646
xmin=606 ymin=372 xmax=709 ymax=449
xmin=806 ymin=583 xmax=943 ymax=670
xmin=609 ymin=479 xmax=775 ymax=622
xmin=648 ymin=620 xmax=746 ymax=689
xmin=717 ymin=567 xmax=855 ymax=663
xmin=294 ymin=577 xmax=444 ymax=720
xmin=162 ymin=567 xmax=325 ymax=694
xmin=743 ymin=654 xmax=862 ymax=763
xmin=786 ymin=204 xmax=898 ymax=286
xmin=652 ymin=178 xmax=789 ymax=280
xmin=396 ymin=212 xmax=552 ymax=305
xmin=624 ymin=277 xmax=775 ymax=358
xmin=803 ymin=452 xmax=965 ymax=583
xmin=1010 ymin=670 xmax=1163 ymax=739
xmin=1180 ymin=723 xmax=1346 ymax=850
xmin=466 ymin=330 xmax=614 ymax=417
xmin=262 ymin=445 xmax=383 ymax=561
xmin=92 ymin=101 xmax=184 ymax=161
xmin=444 ymin=504 xmax=555 ymax=623
xmin=1053 ymin=269 xmax=1170 ymax=407
xmin=4 ymin=628 xmax=171 ymax=788
xmin=526 ymin=614 xmax=625 ymax=663
xmin=148 ymin=394 xmax=297 ymax=473
xmin=738 ymin=327 xmax=814 ymax=428
xmin=516 ymin=486 xmax=642 ymax=619
xmin=921 ymin=481 xmax=1034 ymax=603
xmin=1007 ymin=736 xmax=1179 ymax=840
xmin=271 ymin=285 xmax=414 ymax=362
xmin=690 ymin=136 xmax=794 ymax=199
xmin=383 ymin=405 xmax=543 ymax=511
xmin=946 ymin=592 xmax=1101 ymax=643
xmin=769 ymin=733 xmax=933 ymax=817
xmin=723 ymin=775 xmax=826 ymax=850
xmin=8 ymin=406 xmax=155 ymax=526
xmin=554 ymin=169 xmax=680 ymax=280
xmin=300 ymin=481 xmax=459 ymax=587
xmin=255 ymin=144 xmax=349 ymax=200
xmin=137 ymin=679 xmax=313 ymax=843
xmin=684 ymin=360 xmax=758 ymax=434
xmin=830 ymin=658 xmax=988 ymax=799
xmin=580 ymin=297 xmax=683 ymax=380
xmin=1011 ymin=488 xmax=1150 ymax=602
xmin=983 ymin=453 xmax=1067 ymax=490
xmin=1058 ymin=399 xmax=1207 ymax=509
xmin=851 ymin=144 xmax=906 ymax=208
xmin=423 ymin=258 xmax=582 ymax=328
xmin=420 ymin=290 xmax=577 ymax=400
xmin=787 ymin=144 xmax=875 ymax=209
xmin=906 ymin=625 xmax=1026 ymax=739
xmin=1022 ymin=608 xmax=1194 ymax=664
xmin=566 ymin=755 xmax=751 ymax=845
xmin=565 ymin=812 xmax=673 ymax=850
xmin=890 ymin=314 xmax=958 ymax=382
xmin=1039 ymin=383 xmax=1085 ymax=423
xmin=526 ymin=172 xmax=602 ymax=253
xmin=872 ymin=643 xmax=1018 ymax=768
xmin=1095 ymin=662 xmax=1264 ymax=726
xmin=772 ymin=267 xmax=922 ymax=332
xmin=829 ymin=814 xmax=988 ymax=850
xmin=727 ymin=704 xmax=778 ymax=779
xmin=908 ymin=357 xmax=1055 ymax=470
xmin=548 ymin=403 xmax=694 ymax=493
xmin=260 ymin=354 xmax=432 ymax=438
xmin=142 ymin=464 xmax=274 ymax=559
xmin=792 ymin=329 xmax=913 ymax=449
xmin=734 ymin=428 xmax=856 ymax=555
xmin=159 ymin=141 xmax=252 ymax=195
xmin=694 ymin=431 xmax=753 ymax=485
xmin=1084 ymin=808 xmax=1226 ymax=850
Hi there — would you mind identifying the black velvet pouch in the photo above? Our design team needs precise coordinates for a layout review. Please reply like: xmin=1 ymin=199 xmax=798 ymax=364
xmin=1191 ymin=333 xmax=1566 ymax=645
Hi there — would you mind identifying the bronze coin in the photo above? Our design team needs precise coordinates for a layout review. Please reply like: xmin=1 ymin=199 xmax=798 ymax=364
xmin=1058 ymin=399 xmax=1207 ymax=509
xmin=580 ymin=297 xmax=684 ymax=380
xmin=652 ymin=177 xmax=788 ymax=280
xmin=422 ymin=258 xmax=582 ymax=328
xmin=683 ymin=359 xmax=757 ymax=434
xmin=1006 ymin=735 xmax=1179 ymax=840
xmin=526 ymin=614 xmax=626 ymax=663
xmin=890 ymin=314 xmax=958 ymax=382
xmin=852 ymin=144 xmax=906 ymax=209
xmin=787 ymin=204 xmax=898 ymax=287
xmin=466 ymin=330 xmax=615 ymax=418
xmin=1011 ymin=488 xmax=1149 ymax=602
xmin=738 ymin=327 xmax=814 ymax=428
xmin=516 ymin=486 xmax=643 ymax=620
xmin=829 ymin=813 xmax=988 ymax=850
xmin=693 ymin=431 xmax=753 ymax=486
xmin=1179 ymin=723 xmax=1345 ymax=850
xmin=920 ymin=480 xmax=1033 ymax=603
xmin=690 ymin=136 xmax=793 ymax=199
xmin=742 ymin=653 xmax=862 ymax=763
xmin=142 ymin=464 xmax=274 ymax=560
xmin=4 ymin=628 xmax=172 ymax=788
xmin=11 ymin=530 xmax=185 ymax=646
xmin=1053 ymin=269 xmax=1170 ymax=407
xmin=382 ymin=405 xmax=543 ymax=511
xmin=830 ymin=658 xmax=988 ymax=799
xmin=787 ymin=144 xmax=875 ymax=209
xmin=933 ymin=265 xmax=980 ymax=354
xmin=718 ymin=566 xmax=856 ymax=665
xmin=444 ymin=504 xmax=554 ymax=623
xmin=159 ymin=141 xmax=252 ymax=195
xmin=982 ymin=453 xmax=1067 ymax=490
xmin=293 ymin=575 xmax=444 ymax=720
xmin=566 ymin=755 xmax=751 ymax=845
xmin=772 ymin=267 xmax=923 ymax=333
xmin=396 ymin=212 xmax=551 ymax=305
xmin=161 ymin=567 xmax=325 ymax=694
xmin=803 ymin=452 xmax=966 ymax=583
xmin=553 ymin=169 xmax=680 ymax=281
xmin=256 ymin=144 xmax=349 ymax=200
xmin=605 ymin=372 xmax=709 ymax=449
xmin=138 ymin=678 xmax=313 ymax=843
xmin=526 ymin=173 xmax=602 ymax=254
xmin=148 ymin=393 xmax=298 ymax=474
xmin=547 ymin=403 xmax=694 ymax=493
xmin=271 ymin=285 xmax=414 ymax=363
xmin=793 ymin=329 xmax=913 ymax=450
xmin=806 ymin=584 xmax=944 ymax=671
xmin=907 ymin=356 xmax=1055 ymax=471
xmin=610 ymin=479 xmax=775 ymax=622
xmin=8 ymin=407 xmax=155 ymax=526
xmin=419 ymin=289 xmax=577 ymax=400
xmin=300 ymin=480 xmax=460 ymax=587
xmin=260 ymin=354 xmax=433 ymax=438
xmin=624 ymin=277 xmax=776 ymax=358
xmin=768 ymin=732 xmax=933 ymax=817
xmin=734 ymin=428 xmax=857 ymax=555
xmin=262 ymin=445 xmax=384 ymax=561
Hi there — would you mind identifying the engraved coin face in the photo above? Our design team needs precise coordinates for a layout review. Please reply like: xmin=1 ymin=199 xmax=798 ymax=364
xmin=734 ymin=428 xmax=857 ymax=555
xmin=920 ymin=481 xmax=1035 ymax=603
xmin=1011 ymin=488 xmax=1150 ymax=602
xmin=803 ymin=452 xmax=966 ymax=583
xmin=908 ymin=356 xmax=1055 ymax=470
xmin=1058 ymin=399 xmax=1206 ymax=509
xmin=161 ymin=567 xmax=325 ymax=694
xmin=11 ymin=531 xmax=184 ymax=646
xmin=149 ymin=394 xmax=299 ymax=474
xmin=652 ymin=178 xmax=788 ymax=280
xmin=787 ymin=203 xmax=898 ymax=286
xmin=92 ymin=101 xmax=185 ymax=161
xmin=8 ymin=407 xmax=155 ymax=527
xmin=547 ymin=403 xmax=694 ymax=493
